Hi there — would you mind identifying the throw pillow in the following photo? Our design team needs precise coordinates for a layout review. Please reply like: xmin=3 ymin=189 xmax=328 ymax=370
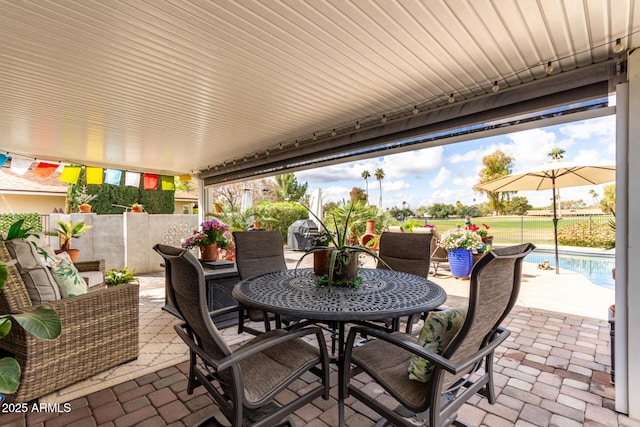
xmin=49 ymin=256 xmax=88 ymax=298
xmin=408 ymin=307 xmax=467 ymax=382
xmin=4 ymin=239 xmax=62 ymax=304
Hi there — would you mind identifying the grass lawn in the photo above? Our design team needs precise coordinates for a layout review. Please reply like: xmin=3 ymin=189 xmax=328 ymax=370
xmin=409 ymin=215 xmax=613 ymax=246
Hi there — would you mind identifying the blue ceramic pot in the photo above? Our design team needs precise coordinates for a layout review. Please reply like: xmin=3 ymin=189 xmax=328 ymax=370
xmin=448 ymin=248 xmax=473 ymax=278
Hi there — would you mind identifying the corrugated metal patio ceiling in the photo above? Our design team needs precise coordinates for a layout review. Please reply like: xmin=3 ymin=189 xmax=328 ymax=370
xmin=1 ymin=1 xmax=638 ymax=179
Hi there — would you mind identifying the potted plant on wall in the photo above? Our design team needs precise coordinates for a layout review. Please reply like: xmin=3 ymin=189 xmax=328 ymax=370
xmin=76 ymin=185 xmax=97 ymax=213
xmin=47 ymin=219 xmax=92 ymax=262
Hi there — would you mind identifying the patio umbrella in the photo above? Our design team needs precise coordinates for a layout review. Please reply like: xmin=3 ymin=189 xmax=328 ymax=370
xmin=309 ymin=188 xmax=324 ymax=229
xmin=476 ymin=161 xmax=615 ymax=274
xmin=241 ymin=188 xmax=253 ymax=224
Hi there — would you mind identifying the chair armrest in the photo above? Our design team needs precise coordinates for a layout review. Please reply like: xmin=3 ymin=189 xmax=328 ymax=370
xmin=344 ymin=324 xmax=511 ymax=375
xmin=74 ymin=259 xmax=105 ymax=273
xmin=174 ymin=324 xmax=326 ymax=371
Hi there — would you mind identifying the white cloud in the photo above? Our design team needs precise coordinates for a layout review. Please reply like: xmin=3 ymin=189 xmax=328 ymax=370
xmin=382 ymin=179 xmax=411 ymax=192
xmin=559 ymin=116 xmax=615 ymax=140
xmin=429 ymin=168 xmax=451 ymax=188
xmin=381 ymin=147 xmax=444 ymax=178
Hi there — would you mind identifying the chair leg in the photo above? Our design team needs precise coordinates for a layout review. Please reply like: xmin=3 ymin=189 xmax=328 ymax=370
xmin=485 ymin=353 xmax=497 ymax=404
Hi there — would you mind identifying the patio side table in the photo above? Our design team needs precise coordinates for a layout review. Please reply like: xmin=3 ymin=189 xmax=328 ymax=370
xmin=162 ymin=262 xmax=240 ymax=328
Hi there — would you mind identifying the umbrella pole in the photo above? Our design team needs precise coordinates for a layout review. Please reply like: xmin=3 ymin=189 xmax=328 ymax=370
xmin=552 ymin=186 xmax=560 ymax=274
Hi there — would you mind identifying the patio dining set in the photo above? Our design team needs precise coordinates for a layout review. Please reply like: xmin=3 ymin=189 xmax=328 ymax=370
xmin=153 ymin=230 xmax=535 ymax=427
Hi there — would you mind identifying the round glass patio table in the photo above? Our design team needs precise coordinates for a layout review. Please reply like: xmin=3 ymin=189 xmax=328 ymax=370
xmin=232 ymin=268 xmax=447 ymax=427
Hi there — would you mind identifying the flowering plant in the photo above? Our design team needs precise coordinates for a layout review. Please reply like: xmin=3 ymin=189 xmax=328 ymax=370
xmin=181 ymin=218 xmax=230 ymax=250
xmin=469 ymin=223 xmax=490 ymax=237
xmin=439 ymin=228 xmax=484 ymax=251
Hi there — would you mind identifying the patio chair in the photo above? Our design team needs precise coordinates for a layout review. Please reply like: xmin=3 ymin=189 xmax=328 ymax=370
xmin=153 ymin=244 xmax=330 ymax=427
xmin=430 ymin=237 xmax=450 ymax=277
xmin=233 ymin=230 xmax=288 ymax=335
xmin=375 ymin=231 xmax=432 ymax=333
xmin=343 ymin=243 xmax=535 ymax=427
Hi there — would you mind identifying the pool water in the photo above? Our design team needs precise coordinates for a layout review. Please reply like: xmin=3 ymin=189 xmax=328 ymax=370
xmin=525 ymin=251 xmax=615 ymax=290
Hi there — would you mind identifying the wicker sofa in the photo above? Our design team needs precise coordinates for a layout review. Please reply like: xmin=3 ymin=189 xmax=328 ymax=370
xmin=0 ymin=241 xmax=139 ymax=402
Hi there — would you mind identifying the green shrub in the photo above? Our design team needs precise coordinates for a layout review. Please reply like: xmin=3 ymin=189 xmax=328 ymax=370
xmin=557 ymin=221 xmax=615 ymax=248
xmin=252 ymin=202 xmax=308 ymax=239
xmin=0 ymin=213 xmax=43 ymax=235
xmin=105 ymin=267 xmax=139 ymax=286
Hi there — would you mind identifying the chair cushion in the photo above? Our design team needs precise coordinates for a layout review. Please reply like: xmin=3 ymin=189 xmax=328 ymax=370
xmin=4 ymin=239 xmax=62 ymax=304
xmin=49 ymin=253 xmax=88 ymax=297
xmin=408 ymin=307 xmax=467 ymax=382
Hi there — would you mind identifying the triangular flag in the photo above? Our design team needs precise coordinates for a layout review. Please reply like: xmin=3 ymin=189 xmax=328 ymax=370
xmin=143 ymin=173 xmax=158 ymax=190
xmin=60 ymin=166 xmax=81 ymax=184
xmin=33 ymin=162 xmax=58 ymax=178
xmin=160 ymin=175 xmax=175 ymax=190
xmin=10 ymin=158 xmax=33 ymax=175
xmin=124 ymin=171 xmax=140 ymax=187
xmin=0 ymin=154 xmax=8 ymax=169
xmin=179 ymin=175 xmax=192 ymax=182
xmin=104 ymin=169 xmax=122 ymax=185
xmin=85 ymin=167 xmax=104 ymax=185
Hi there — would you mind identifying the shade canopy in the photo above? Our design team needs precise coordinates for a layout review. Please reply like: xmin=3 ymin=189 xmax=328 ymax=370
xmin=476 ymin=161 xmax=616 ymax=274
xmin=476 ymin=162 xmax=616 ymax=193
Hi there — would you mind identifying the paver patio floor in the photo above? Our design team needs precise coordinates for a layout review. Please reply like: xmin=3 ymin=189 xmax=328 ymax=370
xmin=1 ymin=249 xmax=633 ymax=427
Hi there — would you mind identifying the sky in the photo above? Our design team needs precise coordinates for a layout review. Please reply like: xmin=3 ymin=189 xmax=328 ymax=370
xmin=296 ymin=114 xmax=616 ymax=211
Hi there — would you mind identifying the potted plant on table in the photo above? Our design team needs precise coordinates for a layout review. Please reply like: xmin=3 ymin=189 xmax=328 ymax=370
xmin=297 ymin=201 xmax=392 ymax=287
xmin=181 ymin=218 xmax=231 ymax=262
xmin=439 ymin=228 xmax=484 ymax=279
xmin=47 ymin=219 xmax=93 ymax=262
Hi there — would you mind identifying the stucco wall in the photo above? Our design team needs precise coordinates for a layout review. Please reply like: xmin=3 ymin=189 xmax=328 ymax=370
xmin=49 ymin=213 xmax=198 ymax=273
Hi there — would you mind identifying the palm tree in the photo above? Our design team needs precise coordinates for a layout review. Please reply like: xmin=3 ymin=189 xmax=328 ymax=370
xmin=589 ymin=189 xmax=599 ymax=208
xmin=361 ymin=170 xmax=370 ymax=203
xmin=374 ymin=168 xmax=385 ymax=208
xmin=548 ymin=147 xmax=565 ymax=161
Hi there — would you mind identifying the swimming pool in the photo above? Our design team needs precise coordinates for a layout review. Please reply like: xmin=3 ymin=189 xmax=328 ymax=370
xmin=525 ymin=250 xmax=615 ymax=289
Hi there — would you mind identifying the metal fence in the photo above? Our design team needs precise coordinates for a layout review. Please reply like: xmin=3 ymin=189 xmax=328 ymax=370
xmin=410 ymin=214 xmax=614 ymax=247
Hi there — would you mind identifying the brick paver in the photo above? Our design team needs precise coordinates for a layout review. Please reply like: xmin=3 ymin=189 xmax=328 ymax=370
xmin=2 ymin=297 xmax=627 ymax=427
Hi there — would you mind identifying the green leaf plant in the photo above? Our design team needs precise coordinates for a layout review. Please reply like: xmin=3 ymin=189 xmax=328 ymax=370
xmin=296 ymin=201 xmax=394 ymax=287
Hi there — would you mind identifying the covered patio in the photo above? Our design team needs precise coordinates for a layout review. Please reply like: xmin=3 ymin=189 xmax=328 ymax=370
xmin=0 ymin=252 xmax=623 ymax=426
xmin=2 ymin=1 xmax=640 ymax=423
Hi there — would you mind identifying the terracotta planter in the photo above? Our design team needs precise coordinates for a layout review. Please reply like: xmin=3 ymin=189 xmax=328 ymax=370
xmin=79 ymin=204 xmax=92 ymax=213
xmin=55 ymin=248 xmax=80 ymax=262
xmin=360 ymin=219 xmax=378 ymax=250
xmin=131 ymin=205 xmax=143 ymax=213
xmin=199 ymin=244 xmax=219 ymax=261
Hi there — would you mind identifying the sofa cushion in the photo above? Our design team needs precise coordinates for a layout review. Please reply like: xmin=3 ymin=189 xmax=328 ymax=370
xmin=4 ymin=239 xmax=61 ymax=304
xmin=49 ymin=255 xmax=88 ymax=297
xmin=408 ymin=307 xmax=467 ymax=382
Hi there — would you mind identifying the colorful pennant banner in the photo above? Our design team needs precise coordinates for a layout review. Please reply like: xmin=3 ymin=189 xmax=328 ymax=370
xmin=143 ymin=173 xmax=158 ymax=190
xmin=33 ymin=162 xmax=59 ymax=178
xmin=104 ymin=169 xmax=122 ymax=185
xmin=160 ymin=175 xmax=175 ymax=190
xmin=85 ymin=167 xmax=104 ymax=185
xmin=125 ymin=171 xmax=140 ymax=187
xmin=60 ymin=166 xmax=82 ymax=183
xmin=10 ymin=158 xmax=33 ymax=175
